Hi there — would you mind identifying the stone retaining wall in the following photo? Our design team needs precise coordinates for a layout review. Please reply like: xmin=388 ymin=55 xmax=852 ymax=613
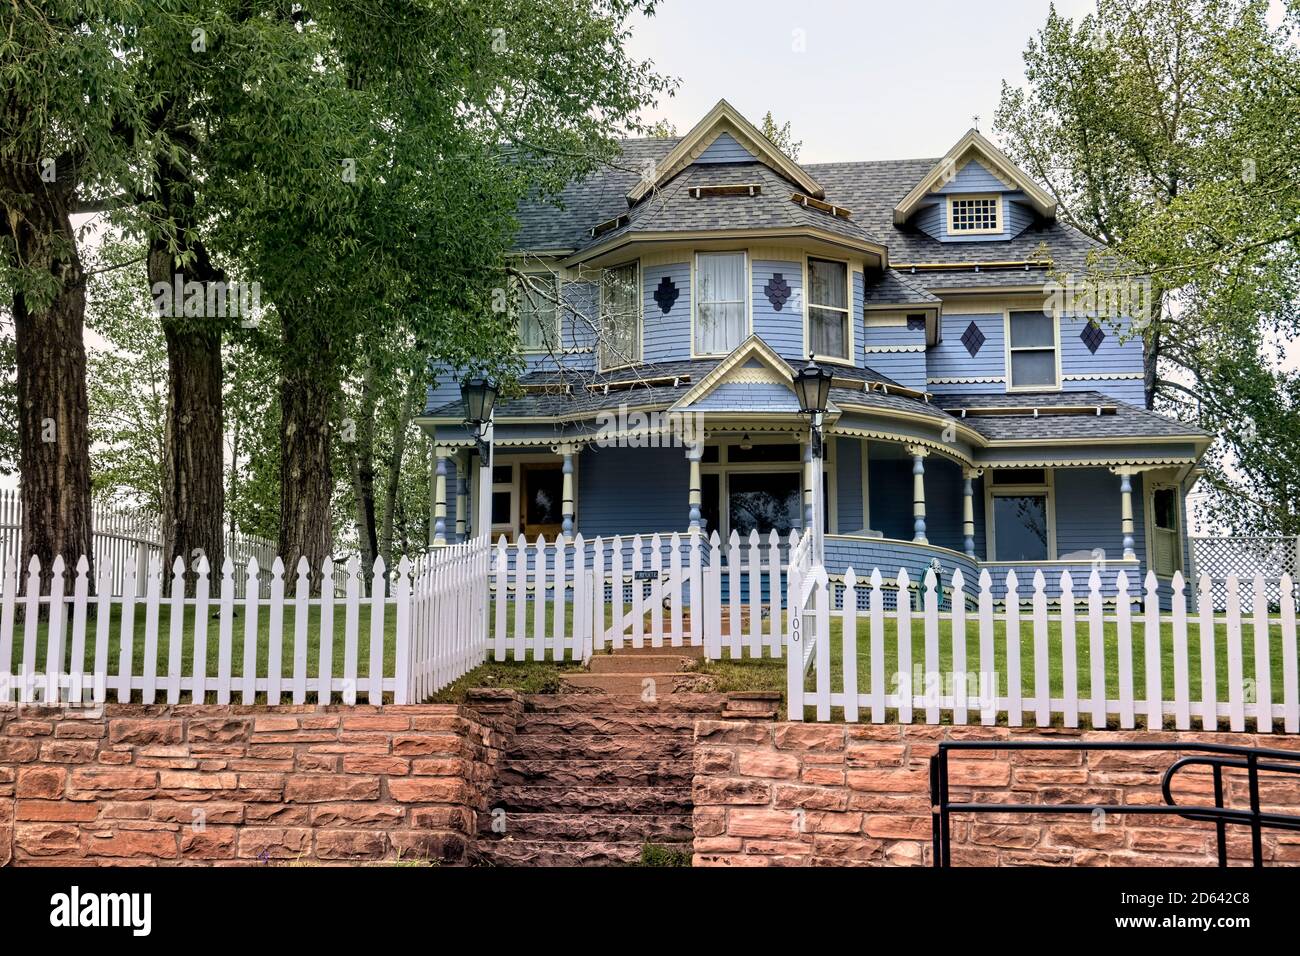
xmin=692 ymin=722 xmax=1300 ymax=866
xmin=0 ymin=702 xmax=507 ymax=866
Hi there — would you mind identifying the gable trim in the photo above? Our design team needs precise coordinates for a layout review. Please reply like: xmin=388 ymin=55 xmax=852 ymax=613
xmin=670 ymin=334 xmax=797 ymax=411
xmin=627 ymin=99 xmax=824 ymax=204
xmin=893 ymin=130 xmax=1057 ymax=226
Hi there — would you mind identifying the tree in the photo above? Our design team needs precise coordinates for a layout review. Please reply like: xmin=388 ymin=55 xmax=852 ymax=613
xmin=759 ymin=111 xmax=801 ymax=161
xmin=996 ymin=0 xmax=1300 ymax=533
xmin=0 ymin=1 xmax=147 ymax=578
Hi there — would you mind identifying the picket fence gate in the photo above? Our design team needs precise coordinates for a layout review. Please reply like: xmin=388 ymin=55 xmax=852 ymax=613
xmin=0 ymin=536 xmax=492 ymax=706
xmin=486 ymin=529 xmax=794 ymax=663
xmin=789 ymin=565 xmax=1300 ymax=734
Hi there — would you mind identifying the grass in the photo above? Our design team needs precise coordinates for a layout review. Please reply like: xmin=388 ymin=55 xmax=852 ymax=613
xmin=638 ymin=844 xmax=691 ymax=867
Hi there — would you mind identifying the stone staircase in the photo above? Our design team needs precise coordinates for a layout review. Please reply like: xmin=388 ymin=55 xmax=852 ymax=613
xmin=560 ymin=642 xmax=710 ymax=696
xmin=470 ymin=686 xmax=779 ymax=866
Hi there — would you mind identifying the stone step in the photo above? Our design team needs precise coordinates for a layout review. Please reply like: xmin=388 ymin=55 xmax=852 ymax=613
xmin=507 ymin=733 xmax=696 ymax=761
xmin=560 ymin=673 xmax=716 ymax=696
xmin=491 ymin=785 xmax=693 ymax=814
xmin=517 ymin=712 xmax=703 ymax=735
xmin=496 ymin=758 xmax=692 ymax=788
xmin=477 ymin=839 xmax=686 ymax=867
xmin=522 ymin=692 xmax=724 ymax=714
xmin=588 ymin=653 xmax=696 ymax=674
xmin=478 ymin=812 xmax=693 ymax=842
xmin=595 ymin=642 xmax=705 ymax=659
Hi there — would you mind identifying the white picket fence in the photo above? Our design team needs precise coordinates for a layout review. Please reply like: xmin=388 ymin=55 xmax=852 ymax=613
xmin=0 ymin=536 xmax=492 ymax=706
xmin=486 ymin=529 xmax=793 ymax=662
xmin=789 ymin=565 xmax=1300 ymax=734
xmin=0 ymin=488 xmax=276 ymax=599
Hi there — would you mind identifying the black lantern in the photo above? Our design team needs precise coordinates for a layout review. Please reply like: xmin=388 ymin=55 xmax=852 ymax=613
xmin=793 ymin=356 xmax=832 ymax=416
xmin=461 ymin=377 xmax=498 ymax=427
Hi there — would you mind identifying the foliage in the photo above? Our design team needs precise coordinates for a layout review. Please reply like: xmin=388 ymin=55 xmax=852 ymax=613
xmin=0 ymin=308 xmax=14 ymax=475
xmin=995 ymin=0 xmax=1300 ymax=533
xmin=759 ymin=111 xmax=801 ymax=161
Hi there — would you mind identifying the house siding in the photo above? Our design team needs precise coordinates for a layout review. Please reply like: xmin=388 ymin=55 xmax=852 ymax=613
xmin=926 ymin=311 xmax=1007 ymax=394
xmin=576 ymin=444 xmax=689 ymax=537
xmin=694 ymin=131 xmax=755 ymax=164
xmin=835 ymin=437 xmax=864 ymax=533
xmin=642 ymin=262 xmax=691 ymax=363
xmin=1058 ymin=313 xmax=1146 ymax=407
xmin=751 ymin=260 xmax=804 ymax=359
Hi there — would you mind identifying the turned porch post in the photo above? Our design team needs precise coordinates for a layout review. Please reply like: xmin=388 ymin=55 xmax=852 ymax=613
xmin=908 ymin=445 xmax=929 ymax=544
xmin=557 ymin=443 xmax=577 ymax=539
xmin=454 ymin=453 xmax=468 ymax=542
xmin=1115 ymin=466 xmax=1137 ymax=560
xmin=687 ymin=446 xmax=703 ymax=531
xmin=962 ymin=466 xmax=981 ymax=558
xmin=432 ymin=446 xmax=451 ymax=547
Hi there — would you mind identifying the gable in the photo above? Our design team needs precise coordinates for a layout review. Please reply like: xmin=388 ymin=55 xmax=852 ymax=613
xmin=694 ymin=131 xmax=756 ymax=165
xmin=671 ymin=334 xmax=797 ymax=411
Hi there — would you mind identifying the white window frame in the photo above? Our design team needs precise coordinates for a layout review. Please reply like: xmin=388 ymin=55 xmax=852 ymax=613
xmin=1004 ymin=308 xmax=1062 ymax=392
xmin=947 ymin=193 xmax=1003 ymax=236
xmin=514 ymin=272 xmax=562 ymax=354
xmin=599 ymin=260 xmax=642 ymax=370
xmin=1144 ymin=479 xmax=1184 ymax=576
xmin=691 ymin=250 xmax=751 ymax=358
xmin=804 ymin=255 xmax=853 ymax=364
xmin=699 ymin=437 xmax=833 ymax=540
xmin=984 ymin=468 xmax=1057 ymax=562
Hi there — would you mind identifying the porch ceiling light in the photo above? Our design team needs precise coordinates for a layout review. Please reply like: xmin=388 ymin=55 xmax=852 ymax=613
xmin=794 ymin=356 xmax=832 ymax=416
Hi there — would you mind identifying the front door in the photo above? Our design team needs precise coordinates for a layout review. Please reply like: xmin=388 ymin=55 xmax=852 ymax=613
xmin=1151 ymin=485 xmax=1182 ymax=576
xmin=520 ymin=463 xmax=564 ymax=539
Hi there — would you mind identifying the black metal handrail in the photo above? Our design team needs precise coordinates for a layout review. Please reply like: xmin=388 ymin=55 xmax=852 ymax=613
xmin=929 ymin=740 xmax=1300 ymax=867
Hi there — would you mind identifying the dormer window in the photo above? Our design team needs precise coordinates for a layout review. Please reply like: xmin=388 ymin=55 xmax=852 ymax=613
xmin=947 ymin=194 xmax=1002 ymax=235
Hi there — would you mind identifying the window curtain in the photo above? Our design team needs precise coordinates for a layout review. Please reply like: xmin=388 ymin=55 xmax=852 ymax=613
xmin=601 ymin=264 xmax=640 ymax=366
xmin=809 ymin=258 xmax=847 ymax=358
xmin=696 ymin=252 xmax=746 ymax=354
xmin=518 ymin=277 xmax=558 ymax=350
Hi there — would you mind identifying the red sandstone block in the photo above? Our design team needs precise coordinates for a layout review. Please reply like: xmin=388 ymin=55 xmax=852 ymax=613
xmin=180 ymin=826 xmax=237 ymax=859
xmin=863 ymin=814 xmax=931 ymax=840
xmin=228 ymin=758 xmax=293 ymax=772
xmin=801 ymin=766 xmax=846 ymax=786
xmin=342 ymin=715 xmax=410 ymax=732
xmin=695 ymin=721 xmax=770 ymax=745
xmin=727 ymin=808 xmax=800 ymax=839
xmin=250 ymin=731 xmax=338 ymax=744
xmin=411 ymin=758 xmax=468 ymax=777
xmin=81 ymin=827 xmax=179 ymax=859
xmin=408 ymin=714 xmax=468 ymax=733
xmin=692 ymin=777 xmax=771 ymax=806
xmin=159 ymin=771 xmax=238 ymax=791
xmin=745 ymin=839 xmax=813 ymax=855
xmin=70 ymin=768 xmax=158 ymax=792
xmin=96 ymin=751 xmax=133 ymax=765
xmin=109 ymin=719 xmax=183 ymax=746
xmin=388 ymin=778 xmax=471 ymax=804
xmin=39 ymin=740 xmax=99 ymax=763
xmin=947 ymin=760 xmax=1010 ymax=787
xmin=695 ymin=836 xmax=744 ymax=853
xmin=773 ymin=785 xmax=849 ymax=812
xmin=54 ymin=721 xmax=105 ymax=739
xmin=284 ymin=775 xmax=380 ymax=803
xmin=345 ymin=754 xmax=410 ymax=776
xmin=392 ymin=734 xmax=461 ymax=757
xmin=1046 ymin=823 xmax=1126 ymax=851
xmin=300 ymin=715 xmax=341 ymax=730
xmin=297 ymin=753 xmax=341 ymax=772
xmin=315 ymin=829 xmax=389 ymax=860
xmin=389 ymin=830 xmax=468 ymax=864
xmin=244 ymin=805 xmax=310 ymax=826
xmin=693 ymin=747 xmax=734 ymax=774
xmin=152 ymin=802 xmax=243 ymax=825
xmin=884 ymin=842 xmax=926 ymax=866
xmin=1012 ymin=768 xmax=1090 ymax=787
xmin=811 ymin=834 xmax=885 ymax=863
xmin=845 ymin=743 xmax=907 ymax=767
xmin=5 ymin=721 xmax=53 ymax=736
xmin=409 ymin=806 xmax=473 ymax=833
xmin=737 ymin=750 xmax=800 ymax=779
xmin=692 ymin=807 xmax=726 ymax=838
xmin=237 ymin=827 xmax=311 ymax=859
xmin=17 ymin=766 xmax=65 ymax=799
xmin=253 ymin=716 xmax=300 ymax=733
xmin=304 ymin=741 xmax=389 ymax=756
xmin=805 ymin=811 xmax=864 ymax=835
xmin=774 ymin=724 xmax=845 ymax=752
xmin=15 ymin=801 xmax=98 ymax=822
xmin=1127 ymin=828 xmax=1212 ymax=855
xmin=100 ymin=802 xmax=152 ymax=820
xmin=969 ymin=823 xmax=1040 ymax=849
xmin=845 ymin=768 xmax=927 ymax=794
xmin=311 ymin=804 xmax=406 ymax=828
xmin=187 ymin=719 xmax=251 ymax=743
xmin=845 ymin=725 xmax=905 ymax=742
xmin=0 ymin=738 xmax=40 ymax=762
xmin=15 ymin=822 xmax=80 ymax=856
xmin=236 ymin=773 xmax=285 ymax=791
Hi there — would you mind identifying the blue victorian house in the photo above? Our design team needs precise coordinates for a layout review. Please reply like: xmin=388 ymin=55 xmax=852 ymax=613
xmin=419 ymin=100 xmax=1211 ymax=600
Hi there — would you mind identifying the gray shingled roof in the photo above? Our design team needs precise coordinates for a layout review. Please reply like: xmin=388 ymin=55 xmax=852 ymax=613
xmin=935 ymin=391 xmax=1210 ymax=441
xmin=864 ymin=268 xmax=941 ymax=306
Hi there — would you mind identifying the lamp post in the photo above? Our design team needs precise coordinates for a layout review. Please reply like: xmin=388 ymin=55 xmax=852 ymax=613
xmin=793 ymin=356 xmax=832 ymax=562
xmin=461 ymin=377 xmax=498 ymax=542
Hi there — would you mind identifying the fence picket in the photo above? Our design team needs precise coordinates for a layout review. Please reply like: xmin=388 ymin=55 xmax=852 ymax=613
xmin=493 ymin=538 xmax=507 ymax=660
xmin=513 ymin=537 xmax=527 ymax=660
xmin=1115 ymin=571 xmax=1134 ymax=729
xmin=951 ymin=569 xmax=967 ymax=725
xmin=92 ymin=562 xmax=113 ymax=704
xmin=688 ymin=531 xmax=702 ymax=648
xmin=1281 ymin=573 xmax=1299 ymax=734
xmin=192 ymin=556 xmax=211 ymax=705
xmin=1032 ymin=570 xmax=1049 ymax=728
xmin=117 ymin=560 xmax=138 ymax=704
xmin=1143 ymin=571 xmax=1162 ymax=730
xmin=242 ymin=557 xmax=261 ymax=705
xmin=0 ymin=557 xmax=16 ymax=701
xmin=842 ymin=569 xmax=858 ymax=723
xmin=292 ymin=557 xmax=310 ymax=705
xmin=1198 ymin=573 xmax=1217 ymax=730
xmin=785 ymin=553 xmax=803 ymax=721
xmin=650 ymin=533 xmax=664 ymax=649
xmin=1004 ymin=570 xmax=1021 ymax=728
xmin=1059 ymin=571 xmax=1078 ymax=729
xmin=869 ymin=569 xmax=884 ymax=723
xmin=978 ymin=569 xmax=994 ymax=726
xmin=611 ymin=535 xmax=625 ymax=651
xmin=1252 ymin=574 xmax=1272 ymax=733
xmin=767 ymin=530 xmax=783 ymax=658
xmin=670 ymin=533 xmax=683 ymax=648
xmin=43 ymin=556 xmax=67 ymax=705
xmin=394 ymin=556 xmax=412 ymax=704
xmin=921 ymin=569 xmax=939 ymax=724
xmin=1225 ymin=574 xmax=1245 ymax=732
xmin=165 ymin=556 xmax=186 ymax=705
xmin=895 ymin=569 xmax=912 ymax=724
xmin=572 ymin=536 xmax=587 ymax=662
xmin=727 ymin=531 xmax=741 ymax=658
xmin=631 ymin=535 xmax=645 ymax=651
xmin=266 ymin=558 xmax=285 ymax=705
xmin=368 ymin=556 xmax=386 ymax=704
xmin=746 ymin=531 xmax=761 ymax=657
xmin=533 ymin=537 xmax=548 ymax=661
xmin=141 ymin=557 xmax=161 ymax=705
xmin=216 ymin=558 xmax=235 ymax=705
xmin=319 ymin=559 xmax=335 ymax=703
xmin=1087 ymin=570 xmax=1105 ymax=729
xmin=1171 ymin=571 xmax=1190 ymax=731
xmin=592 ymin=537 xmax=606 ymax=653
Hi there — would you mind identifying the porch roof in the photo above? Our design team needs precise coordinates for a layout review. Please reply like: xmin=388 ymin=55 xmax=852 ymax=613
xmin=934 ymin=391 xmax=1212 ymax=442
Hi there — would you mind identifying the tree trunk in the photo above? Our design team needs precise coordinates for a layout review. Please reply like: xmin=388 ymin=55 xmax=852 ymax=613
xmin=278 ymin=313 xmax=337 ymax=587
xmin=348 ymin=361 xmax=378 ymax=578
xmin=379 ymin=375 xmax=418 ymax=568
xmin=151 ymin=242 xmax=226 ymax=586
xmin=7 ymin=177 xmax=93 ymax=588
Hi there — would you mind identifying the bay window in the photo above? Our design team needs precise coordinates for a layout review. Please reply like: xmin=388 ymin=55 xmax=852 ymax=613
xmin=808 ymin=257 xmax=849 ymax=360
xmin=1007 ymin=310 xmax=1058 ymax=389
xmin=600 ymin=262 xmax=641 ymax=368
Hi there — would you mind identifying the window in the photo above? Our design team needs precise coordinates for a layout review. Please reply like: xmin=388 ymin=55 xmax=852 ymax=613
xmin=1150 ymin=485 xmax=1182 ymax=576
xmin=695 ymin=252 xmax=747 ymax=354
xmin=600 ymin=262 xmax=640 ymax=368
xmin=1007 ymin=310 xmax=1058 ymax=389
xmin=729 ymin=473 xmax=801 ymax=538
xmin=947 ymin=194 xmax=1002 ymax=235
xmin=808 ymin=258 xmax=849 ymax=360
xmin=988 ymin=468 xmax=1053 ymax=561
xmin=516 ymin=274 xmax=559 ymax=352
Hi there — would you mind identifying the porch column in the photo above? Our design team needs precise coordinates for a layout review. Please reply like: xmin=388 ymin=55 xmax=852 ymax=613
xmin=454 ymin=453 xmax=468 ymax=542
xmin=1115 ymin=466 xmax=1136 ymax=560
xmin=802 ymin=441 xmax=814 ymax=531
xmin=557 ymin=443 xmax=577 ymax=539
xmin=962 ymin=466 xmax=981 ymax=558
xmin=908 ymin=445 xmax=928 ymax=544
xmin=432 ymin=445 xmax=451 ymax=547
xmin=687 ymin=446 xmax=703 ymax=531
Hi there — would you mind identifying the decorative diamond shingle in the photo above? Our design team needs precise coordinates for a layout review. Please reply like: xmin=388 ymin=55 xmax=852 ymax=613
xmin=764 ymin=273 xmax=791 ymax=311
xmin=1080 ymin=321 xmax=1106 ymax=354
xmin=960 ymin=321 xmax=986 ymax=358
xmin=653 ymin=276 xmax=679 ymax=315
xmin=906 ymin=315 xmax=926 ymax=331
